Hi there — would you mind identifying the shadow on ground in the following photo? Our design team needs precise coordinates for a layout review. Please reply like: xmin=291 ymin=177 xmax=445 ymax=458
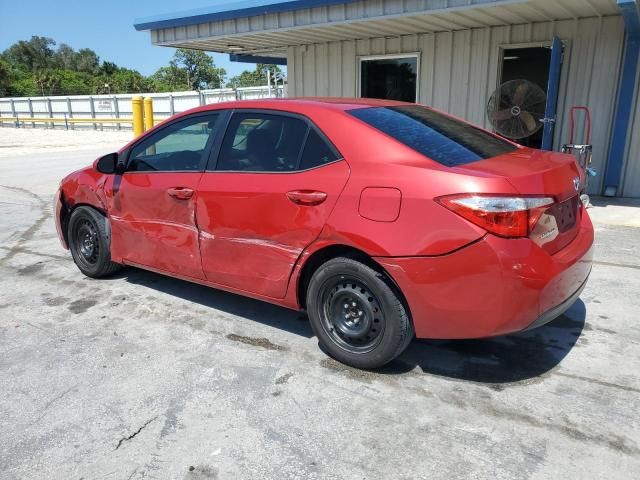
xmin=590 ymin=196 xmax=640 ymax=208
xmin=120 ymin=267 xmax=312 ymax=338
xmin=391 ymin=300 xmax=586 ymax=384
xmin=117 ymin=267 xmax=585 ymax=385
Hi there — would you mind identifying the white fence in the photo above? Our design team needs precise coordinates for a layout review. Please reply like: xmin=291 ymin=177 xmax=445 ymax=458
xmin=0 ymin=85 xmax=285 ymax=130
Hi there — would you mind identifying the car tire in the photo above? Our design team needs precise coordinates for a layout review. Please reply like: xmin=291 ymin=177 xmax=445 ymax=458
xmin=307 ymin=257 xmax=413 ymax=369
xmin=68 ymin=206 xmax=121 ymax=278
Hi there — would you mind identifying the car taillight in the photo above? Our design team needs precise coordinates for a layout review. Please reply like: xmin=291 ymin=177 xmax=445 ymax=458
xmin=437 ymin=194 xmax=555 ymax=238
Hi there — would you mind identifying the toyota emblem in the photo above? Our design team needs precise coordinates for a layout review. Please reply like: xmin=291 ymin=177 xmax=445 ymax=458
xmin=573 ymin=177 xmax=580 ymax=191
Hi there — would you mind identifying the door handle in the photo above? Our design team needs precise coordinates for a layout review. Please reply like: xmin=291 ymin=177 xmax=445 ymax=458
xmin=167 ymin=187 xmax=194 ymax=200
xmin=286 ymin=190 xmax=327 ymax=206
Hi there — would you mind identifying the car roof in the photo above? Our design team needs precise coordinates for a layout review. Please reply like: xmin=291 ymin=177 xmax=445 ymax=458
xmin=121 ymin=97 xmax=414 ymax=153
xmin=286 ymin=97 xmax=411 ymax=108
xmin=182 ymin=97 xmax=411 ymax=117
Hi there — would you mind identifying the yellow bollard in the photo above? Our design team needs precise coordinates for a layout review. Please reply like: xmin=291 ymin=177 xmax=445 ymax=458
xmin=132 ymin=96 xmax=144 ymax=137
xmin=143 ymin=97 xmax=154 ymax=132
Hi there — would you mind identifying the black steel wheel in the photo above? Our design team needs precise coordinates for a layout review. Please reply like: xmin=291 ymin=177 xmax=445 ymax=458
xmin=321 ymin=276 xmax=385 ymax=354
xmin=307 ymin=257 xmax=413 ymax=369
xmin=67 ymin=206 xmax=121 ymax=278
xmin=72 ymin=217 xmax=100 ymax=268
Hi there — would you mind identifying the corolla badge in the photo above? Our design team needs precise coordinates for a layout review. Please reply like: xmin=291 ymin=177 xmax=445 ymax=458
xmin=573 ymin=176 xmax=581 ymax=191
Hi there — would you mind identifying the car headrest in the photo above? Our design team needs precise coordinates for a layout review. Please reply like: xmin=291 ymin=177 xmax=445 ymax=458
xmin=246 ymin=129 xmax=276 ymax=156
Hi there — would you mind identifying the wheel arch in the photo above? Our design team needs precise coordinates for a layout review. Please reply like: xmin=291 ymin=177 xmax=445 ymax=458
xmin=296 ymin=243 xmax=411 ymax=321
xmin=59 ymin=174 xmax=109 ymax=246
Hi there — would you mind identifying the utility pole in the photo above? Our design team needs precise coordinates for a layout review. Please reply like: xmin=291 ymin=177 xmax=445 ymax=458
xmin=266 ymin=68 xmax=271 ymax=97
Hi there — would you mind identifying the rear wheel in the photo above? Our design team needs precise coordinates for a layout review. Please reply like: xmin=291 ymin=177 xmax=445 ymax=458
xmin=68 ymin=206 xmax=120 ymax=278
xmin=307 ymin=257 xmax=413 ymax=369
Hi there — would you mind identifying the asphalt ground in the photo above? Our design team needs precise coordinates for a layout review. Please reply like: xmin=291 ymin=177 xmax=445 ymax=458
xmin=1 ymin=127 xmax=639 ymax=479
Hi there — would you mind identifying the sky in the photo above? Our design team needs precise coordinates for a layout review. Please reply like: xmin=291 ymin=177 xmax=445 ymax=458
xmin=0 ymin=0 xmax=256 ymax=78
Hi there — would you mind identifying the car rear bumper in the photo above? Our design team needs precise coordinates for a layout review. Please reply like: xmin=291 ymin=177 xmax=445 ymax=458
xmin=524 ymin=272 xmax=590 ymax=331
xmin=376 ymin=208 xmax=594 ymax=339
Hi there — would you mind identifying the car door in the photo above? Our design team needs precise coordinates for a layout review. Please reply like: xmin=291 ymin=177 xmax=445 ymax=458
xmin=109 ymin=112 xmax=223 ymax=279
xmin=195 ymin=110 xmax=350 ymax=298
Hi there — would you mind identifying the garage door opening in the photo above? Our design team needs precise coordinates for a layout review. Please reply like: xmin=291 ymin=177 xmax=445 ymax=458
xmin=359 ymin=54 xmax=418 ymax=103
xmin=497 ymin=46 xmax=552 ymax=149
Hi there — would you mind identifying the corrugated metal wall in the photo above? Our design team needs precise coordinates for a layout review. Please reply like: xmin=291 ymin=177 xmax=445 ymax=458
xmin=287 ymin=16 xmax=627 ymax=196
xmin=623 ymin=66 xmax=640 ymax=197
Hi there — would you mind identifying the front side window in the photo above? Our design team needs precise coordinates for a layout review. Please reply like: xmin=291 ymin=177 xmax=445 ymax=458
xmin=216 ymin=112 xmax=308 ymax=172
xmin=349 ymin=106 xmax=517 ymax=167
xmin=128 ymin=114 xmax=220 ymax=172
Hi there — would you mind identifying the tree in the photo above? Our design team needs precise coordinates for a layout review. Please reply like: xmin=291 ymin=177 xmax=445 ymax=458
xmin=57 ymin=70 xmax=93 ymax=95
xmin=170 ymin=48 xmax=226 ymax=90
xmin=257 ymin=63 xmax=283 ymax=80
xmin=226 ymin=63 xmax=284 ymax=88
xmin=100 ymin=61 xmax=119 ymax=76
xmin=0 ymin=37 xmax=236 ymax=96
xmin=0 ymin=59 xmax=11 ymax=96
xmin=55 ymin=43 xmax=77 ymax=70
xmin=109 ymin=68 xmax=152 ymax=93
xmin=3 ymin=36 xmax=56 ymax=71
xmin=75 ymin=48 xmax=100 ymax=74
xmin=150 ymin=65 xmax=189 ymax=91
xmin=9 ymin=75 xmax=39 ymax=96
xmin=33 ymin=69 xmax=62 ymax=96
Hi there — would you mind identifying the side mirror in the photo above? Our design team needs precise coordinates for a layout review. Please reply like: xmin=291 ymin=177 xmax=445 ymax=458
xmin=96 ymin=153 xmax=118 ymax=174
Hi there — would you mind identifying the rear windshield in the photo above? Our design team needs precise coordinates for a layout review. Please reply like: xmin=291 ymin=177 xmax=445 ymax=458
xmin=348 ymin=105 xmax=517 ymax=167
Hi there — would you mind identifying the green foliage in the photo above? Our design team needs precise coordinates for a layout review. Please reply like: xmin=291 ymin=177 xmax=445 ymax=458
xmin=169 ymin=48 xmax=226 ymax=90
xmin=55 ymin=43 xmax=77 ymax=70
xmin=1 ymin=36 xmax=283 ymax=97
xmin=0 ymin=59 xmax=11 ymax=96
xmin=0 ymin=36 xmax=120 ymax=95
xmin=150 ymin=65 xmax=189 ymax=92
xmin=227 ymin=63 xmax=283 ymax=88
xmin=10 ymin=76 xmax=39 ymax=97
xmin=3 ymin=36 xmax=56 ymax=71
xmin=75 ymin=48 xmax=100 ymax=74
xmin=100 ymin=61 xmax=119 ymax=76
xmin=109 ymin=69 xmax=153 ymax=93
xmin=226 ymin=69 xmax=263 ymax=88
xmin=57 ymin=70 xmax=94 ymax=95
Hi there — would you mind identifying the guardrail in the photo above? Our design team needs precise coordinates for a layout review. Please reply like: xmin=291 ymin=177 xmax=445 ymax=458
xmin=0 ymin=86 xmax=284 ymax=133
xmin=0 ymin=96 xmax=161 ymax=137
xmin=0 ymin=116 xmax=134 ymax=125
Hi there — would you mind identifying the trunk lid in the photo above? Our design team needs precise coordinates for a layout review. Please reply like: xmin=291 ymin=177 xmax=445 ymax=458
xmin=455 ymin=148 xmax=583 ymax=254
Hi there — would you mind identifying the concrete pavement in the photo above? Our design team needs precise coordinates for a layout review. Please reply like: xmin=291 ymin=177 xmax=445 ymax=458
xmin=1 ymin=127 xmax=639 ymax=479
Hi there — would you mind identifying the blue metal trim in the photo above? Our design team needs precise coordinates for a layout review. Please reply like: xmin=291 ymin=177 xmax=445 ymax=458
xmin=230 ymin=54 xmax=287 ymax=66
xmin=603 ymin=0 xmax=640 ymax=194
xmin=134 ymin=0 xmax=360 ymax=31
xmin=542 ymin=35 xmax=563 ymax=151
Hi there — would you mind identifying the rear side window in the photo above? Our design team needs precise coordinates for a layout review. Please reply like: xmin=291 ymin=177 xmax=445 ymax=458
xmin=299 ymin=129 xmax=340 ymax=170
xmin=349 ymin=105 xmax=517 ymax=167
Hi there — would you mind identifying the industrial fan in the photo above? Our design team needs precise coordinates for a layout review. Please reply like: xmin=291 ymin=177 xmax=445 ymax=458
xmin=487 ymin=79 xmax=547 ymax=139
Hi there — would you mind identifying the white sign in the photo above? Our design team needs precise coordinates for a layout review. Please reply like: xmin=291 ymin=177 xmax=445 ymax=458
xmin=97 ymin=100 xmax=112 ymax=111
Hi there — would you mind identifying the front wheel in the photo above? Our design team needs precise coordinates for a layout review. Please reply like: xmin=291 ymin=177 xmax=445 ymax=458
xmin=68 ymin=206 xmax=121 ymax=278
xmin=307 ymin=257 xmax=413 ymax=369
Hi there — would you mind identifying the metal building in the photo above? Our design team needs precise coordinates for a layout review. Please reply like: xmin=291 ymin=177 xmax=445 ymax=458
xmin=135 ymin=0 xmax=640 ymax=197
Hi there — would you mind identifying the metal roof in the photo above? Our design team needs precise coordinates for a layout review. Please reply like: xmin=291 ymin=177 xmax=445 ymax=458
xmin=136 ymin=0 xmax=623 ymax=57
xmin=134 ymin=0 xmax=361 ymax=31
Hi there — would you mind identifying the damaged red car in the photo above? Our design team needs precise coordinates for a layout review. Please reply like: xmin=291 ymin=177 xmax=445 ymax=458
xmin=55 ymin=98 xmax=593 ymax=368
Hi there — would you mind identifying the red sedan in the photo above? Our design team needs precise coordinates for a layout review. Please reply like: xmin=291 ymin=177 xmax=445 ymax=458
xmin=55 ymin=98 xmax=593 ymax=368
